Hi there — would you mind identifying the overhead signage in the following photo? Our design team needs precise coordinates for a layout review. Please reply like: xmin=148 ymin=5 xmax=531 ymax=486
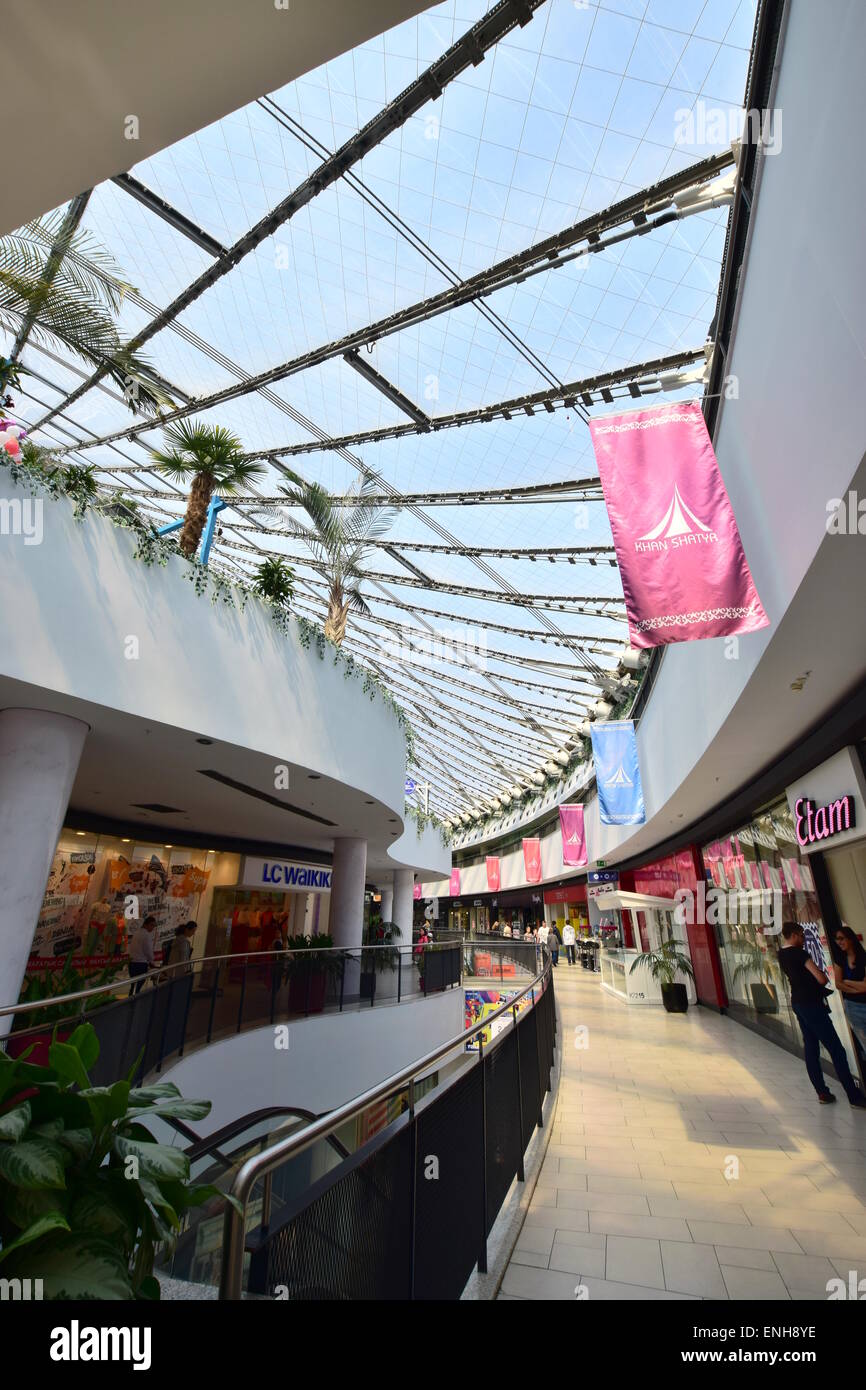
xmin=590 ymin=721 xmax=646 ymax=826
xmin=242 ymin=857 xmax=332 ymax=892
xmin=786 ymin=748 xmax=866 ymax=856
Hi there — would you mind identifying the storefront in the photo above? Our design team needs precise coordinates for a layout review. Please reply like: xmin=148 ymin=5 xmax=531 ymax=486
xmin=29 ymin=830 xmax=334 ymax=991
xmin=700 ymin=771 xmax=862 ymax=1081
xmin=542 ymin=883 xmax=588 ymax=935
xmin=444 ymin=887 xmax=543 ymax=936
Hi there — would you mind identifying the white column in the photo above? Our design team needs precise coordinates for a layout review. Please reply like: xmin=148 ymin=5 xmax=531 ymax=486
xmin=329 ymin=837 xmax=367 ymax=949
xmin=393 ymin=868 xmax=414 ymax=938
xmin=0 ymin=709 xmax=89 ymax=1030
xmin=379 ymin=887 xmax=394 ymax=924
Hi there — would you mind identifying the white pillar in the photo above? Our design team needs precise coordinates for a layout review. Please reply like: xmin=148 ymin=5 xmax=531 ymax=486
xmin=329 ymin=837 xmax=367 ymax=949
xmin=0 ymin=709 xmax=89 ymax=1030
xmin=379 ymin=887 xmax=394 ymax=924
xmin=393 ymin=868 xmax=414 ymax=938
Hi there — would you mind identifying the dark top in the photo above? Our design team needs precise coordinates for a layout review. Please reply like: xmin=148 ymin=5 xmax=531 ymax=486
xmin=842 ymin=955 xmax=866 ymax=984
xmin=778 ymin=946 xmax=826 ymax=1007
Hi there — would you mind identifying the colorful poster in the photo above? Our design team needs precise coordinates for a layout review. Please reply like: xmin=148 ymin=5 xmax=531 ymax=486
xmin=589 ymin=402 xmax=769 ymax=648
xmin=522 ymin=838 xmax=542 ymax=884
xmin=559 ymin=804 xmax=587 ymax=866
xmin=464 ymin=988 xmax=533 ymax=1050
xmin=486 ymin=856 xmax=501 ymax=891
xmin=449 ymin=868 xmax=461 ymax=897
xmin=590 ymin=720 xmax=646 ymax=826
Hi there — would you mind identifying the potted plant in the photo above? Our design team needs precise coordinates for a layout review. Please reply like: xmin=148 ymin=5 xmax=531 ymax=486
xmin=360 ymin=919 xmax=401 ymax=1001
xmin=284 ymin=934 xmax=337 ymax=1015
xmin=6 ymin=956 xmax=126 ymax=1064
xmin=629 ymin=936 xmax=694 ymax=1013
xmin=0 ymin=1021 xmax=237 ymax=1298
xmin=732 ymin=939 xmax=780 ymax=1014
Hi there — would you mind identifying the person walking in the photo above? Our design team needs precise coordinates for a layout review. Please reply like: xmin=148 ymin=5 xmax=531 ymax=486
xmin=562 ymin=920 xmax=576 ymax=965
xmin=832 ymin=925 xmax=866 ymax=1054
xmin=128 ymin=915 xmax=157 ymax=995
xmin=778 ymin=921 xmax=866 ymax=1107
xmin=547 ymin=922 xmax=561 ymax=967
xmin=164 ymin=920 xmax=195 ymax=978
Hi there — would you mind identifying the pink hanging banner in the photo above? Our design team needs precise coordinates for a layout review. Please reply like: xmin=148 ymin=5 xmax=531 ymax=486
xmin=449 ymin=868 xmax=461 ymax=896
xmin=589 ymin=402 xmax=769 ymax=648
xmin=413 ymin=883 xmax=423 ymax=901
xmin=559 ymin=805 xmax=588 ymax=867
xmin=486 ymin=857 xmax=501 ymax=892
xmin=522 ymin=838 xmax=542 ymax=884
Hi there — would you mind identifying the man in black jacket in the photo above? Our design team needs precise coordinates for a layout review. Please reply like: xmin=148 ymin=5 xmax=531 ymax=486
xmin=778 ymin=921 xmax=866 ymax=1107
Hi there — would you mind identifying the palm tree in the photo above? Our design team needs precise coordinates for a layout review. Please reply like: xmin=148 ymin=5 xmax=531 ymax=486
xmin=278 ymin=471 xmax=395 ymax=645
xmin=0 ymin=210 xmax=171 ymax=413
xmin=150 ymin=420 xmax=265 ymax=558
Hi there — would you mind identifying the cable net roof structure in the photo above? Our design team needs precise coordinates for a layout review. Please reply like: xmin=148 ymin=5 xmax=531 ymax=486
xmin=5 ymin=0 xmax=759 ymax=827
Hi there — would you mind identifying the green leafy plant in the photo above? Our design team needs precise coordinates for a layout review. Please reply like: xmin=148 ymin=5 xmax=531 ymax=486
xmin=731 ymin=937 xmax=780 ymax=992
xmin=629 ymin=937 xmax=694 ymax=989
xmin=14 ymin=957 xmax=125 ymax=1033
xmin=0 ymin=1022 xmax=237 ymax=1299
xmin=150 ymin=419 xmax=265 ymax=557
xmin=253 ymin=556 xmax=295 ymax=607
xmin=278 ymin=468 xmax=395 ymax=646
xmin=0 ymin=211 xmax=171 ymax=413
xmin=361 ymin=919 xmax=402 ymax=975
xmin=283 ymin=933 xmax=343 ymax=979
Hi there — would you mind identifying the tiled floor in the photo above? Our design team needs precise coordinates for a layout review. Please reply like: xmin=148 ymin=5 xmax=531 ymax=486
xmin=499 ymin=963 xmax=866 ymax=1301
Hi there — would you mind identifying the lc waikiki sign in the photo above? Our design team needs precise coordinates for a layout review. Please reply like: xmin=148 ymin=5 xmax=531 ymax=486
xmin=786 ymin=749 xmax=866 ymax=857
xmin=242 ymin=857 xmax=332 ymax=891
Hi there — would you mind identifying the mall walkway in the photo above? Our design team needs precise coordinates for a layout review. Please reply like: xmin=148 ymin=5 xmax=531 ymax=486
xmin=500 ymin=962 xmax=866 ymax=1301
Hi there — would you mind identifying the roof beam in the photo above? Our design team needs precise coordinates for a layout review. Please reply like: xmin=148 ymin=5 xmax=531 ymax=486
xmin=34 ymin=0 xmax=548 ymax=430
xmin=112 ymin=174 xmax=228 ymax=258
xmin=343 ymin=350 xmax=431 ymax=430
xmin=7 ymin=191 xmax=92 ymax=365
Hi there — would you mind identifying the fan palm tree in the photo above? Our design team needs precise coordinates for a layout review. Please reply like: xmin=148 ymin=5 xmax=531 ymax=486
xmin=278 ymin=471 xmax=395 ymax=645
xmin=150 ymin=420 xmax=266 ymax=557
xmin=0 ymin=209 xmax=171 ymax=413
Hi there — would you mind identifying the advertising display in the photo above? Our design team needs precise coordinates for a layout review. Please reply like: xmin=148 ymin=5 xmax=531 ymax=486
xmin=464 ymin=988 xmax=532 ymax=1050
xmin=589 ymin=401 xmax=769 ymax=648
xmin=30 ymin=831 xmax=214 ymax=978
xmin=590 ymin=721 xmax=646 ymax=826
xmin=486 ymin=856 xmax=501 ymax=891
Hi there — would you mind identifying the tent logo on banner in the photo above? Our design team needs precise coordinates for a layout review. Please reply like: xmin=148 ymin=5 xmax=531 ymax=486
xmin=604 ymin=763 xmax=634 ymax=787
xmin=636 ymin=486 xmax=718 ymax=552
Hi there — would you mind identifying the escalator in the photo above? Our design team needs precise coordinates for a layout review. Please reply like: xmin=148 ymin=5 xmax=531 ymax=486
xmin=158 ymin=1107 xmax=352 ymax=1290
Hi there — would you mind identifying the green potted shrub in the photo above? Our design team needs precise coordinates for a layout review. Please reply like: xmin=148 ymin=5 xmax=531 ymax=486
xmin=7 ymin=957 xmax=126 ymax=1065
xmin=629 ymin=936 xmax=694 ymax=1013
xmin=360 ymin=919 xmax=401 ymax=1001
xmin=284 ymin=934 xmax=337 ymax=1015
xmin=0 ymin=1021 xmax=237 ymax=1298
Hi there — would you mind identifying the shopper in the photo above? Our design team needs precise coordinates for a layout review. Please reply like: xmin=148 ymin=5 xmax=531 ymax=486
xmin=164 ymin=920 xmax=195 ymax=978
xmin=128 ymin=915 xmax=157 ymax=995
xmin=778 ymin=921 xmax=866 ymax=1106
xmin=523 ymin=925 xmax=533 ymax=942
xmin=562 ymin=920 xmax=576 ymax=965
xmin=548 ymin=922 xmax=561 ymax=967
xmin=502 ymin=922 xmax=512 ymax=938
xmin=832 ymin=925 xmax=866 ymax=1053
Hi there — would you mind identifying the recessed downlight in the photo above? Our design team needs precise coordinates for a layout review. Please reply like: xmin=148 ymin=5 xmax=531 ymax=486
xmin=196 ymin=737 xmax=213 ymax=745
xmin=308 ymin=774 xmax=321 ymax=780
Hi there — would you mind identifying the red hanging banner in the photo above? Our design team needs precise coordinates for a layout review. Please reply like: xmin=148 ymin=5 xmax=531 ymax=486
xmin=589 ymin=402 xmax=769 ymax=648
xmin=449 ymin=868 xmax=461 ymax=896
xmin=522 ymin=838 xmax=542 ymax=884
xmin=486 ymin=856 xmax=501 ymax=891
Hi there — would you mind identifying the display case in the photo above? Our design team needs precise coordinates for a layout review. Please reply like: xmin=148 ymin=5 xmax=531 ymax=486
xmin=594 ymin=892 xmax=697 ymax=1007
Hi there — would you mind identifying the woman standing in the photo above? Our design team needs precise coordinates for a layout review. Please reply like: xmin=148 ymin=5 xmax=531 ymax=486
xmin=832 ymin=925 xmax=866 ymax=1052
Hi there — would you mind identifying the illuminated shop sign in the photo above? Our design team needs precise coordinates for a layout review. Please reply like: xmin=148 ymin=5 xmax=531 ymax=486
xmin=242 ymin=857 xmax=332 ymax=892
xmin=794 ymin=795 xmax=855 ymax=848
xmin=786 ymin=748 xmax=866 ymax=857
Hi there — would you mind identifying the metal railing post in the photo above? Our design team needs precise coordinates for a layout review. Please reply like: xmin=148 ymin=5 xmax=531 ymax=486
xmin=408 ymin=1078 xmax=418 ymax=1300
xmin=237 ymin=960 xmax=248 ymax=1034
xmin=260 ymin=1171 xmax=273 ymax=1234
xmin=397 ymin=950 xmax=402 ymax=1003
xmin=513 ymin=1005 xmax=525 ymax=1181
xmin=339 ymin=952 xmax=345 ymax=1012
xmin=478 ymin=1035 xmax=488 ymax=1275
xmin=178 ymin=968 xmax=195 ymax=1058
xmin=532 ymin=984 xmax=543 ymax=1128
xmin=206 ymin=961 xmax=220 ymax=1044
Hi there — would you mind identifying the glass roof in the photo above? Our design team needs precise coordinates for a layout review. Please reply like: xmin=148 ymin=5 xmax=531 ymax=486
xmin=6 ymin=0 xmax=758 ymax=825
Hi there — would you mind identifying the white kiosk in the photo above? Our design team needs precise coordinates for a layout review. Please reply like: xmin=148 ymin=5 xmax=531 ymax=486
xmin=593 ymin=890 xmax=696 ymax=1008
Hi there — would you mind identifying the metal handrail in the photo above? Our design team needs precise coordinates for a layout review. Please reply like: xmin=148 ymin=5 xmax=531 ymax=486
xmin=218 ymin=942 xmax=549 ymax=1299
xmin=0 ymin=938 xmax=463 ymax=1020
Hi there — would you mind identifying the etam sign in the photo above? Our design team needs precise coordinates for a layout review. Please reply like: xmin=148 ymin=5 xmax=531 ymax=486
xmin=786 ymin=748 xmax=866 ymax=857
xmin=242 ymin=857 xmax=331 ymax=892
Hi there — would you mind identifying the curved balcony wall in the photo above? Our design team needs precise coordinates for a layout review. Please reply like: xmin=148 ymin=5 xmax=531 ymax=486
xmin=0 ymin=477 xmax=408 ymax=820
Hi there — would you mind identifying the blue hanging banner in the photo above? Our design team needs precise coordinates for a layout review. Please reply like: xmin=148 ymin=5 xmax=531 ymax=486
xmin=590 ymin=720 xmax=646 ymax=826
